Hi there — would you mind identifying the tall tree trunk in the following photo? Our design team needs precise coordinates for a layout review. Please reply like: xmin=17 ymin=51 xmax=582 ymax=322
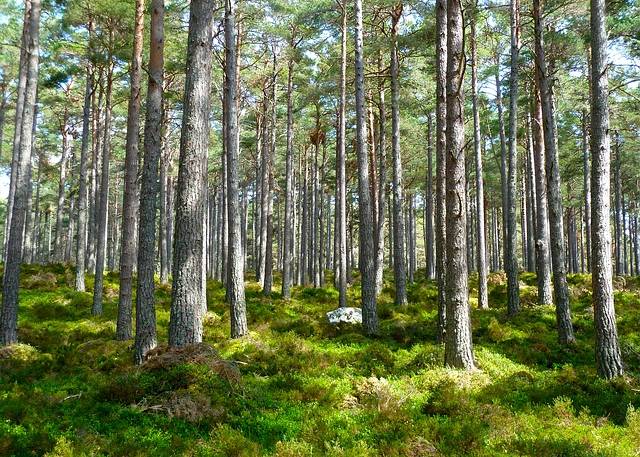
xmin=435 ymin=0 xmax=447 ymax=343
xmin=75 ymin=25 xmax=93 ymax=292
xmin=31 ymin=154 xmax=42 ymax=263
xmin=92 ymin=51 xmax=114 ymax=317
xmin=444 ymin=0 xmax=475 ymax=370
xmin=263 ymin=55 xmax=277 ymax=296
xmin=613 ymin=132 xmax=622 ymax=275
xmin=391 ymin=5 xmax=407 ymax=307
xmin=533 ymin=0 xmax=575 ymax=344
xmin=87 ymin=73 xmax=103 ymax=272
xmin=0 ymin=77 xmax=9 ymax=161
xmin=354 ymin=0 xmax=378 ymax=334
xmin=1 ymin=0 xmax=40 ymax=345
xmin=581 ymin=113 xmax=591 ymax=272
xmin=225 ymin=0 xmax=248 ymax=336
xmin=282 ymin=29 xmax=296 ymax=300
xmin=506 ymin=0 xmax=520 ymax=316
xmin=525 ymin=114 xmax=536 ymax=272
xmin=54 ymin=114 xmax=71 ymax=261
xmin=531 ymin=89 xmax=553 ymax=305
xmin=470 ymin=8 xmax=488 ymax=310
xmin=134 ymin=0 xmax=163 ymax=363
xmin=425 ymin=113 xmax=435 ymax=280
xmin=494 ymin=56 xmax=508 ymax=272
xmin=375 ymin=55 xmax=387 ymax=296
xmin=590 ymin=0 xmax=624 ymax=379
xmin=22 ymin=104 xmax=38 ymax=264
xmin=117 ymin=0 xmax=145 ymax=341
xmin=168 ymin=0 xmax=215 ymax=347
xmin=4 ymin=0 xmax=32 ymax=259
xmin=336 ymin=0 xmax=348 ymax=307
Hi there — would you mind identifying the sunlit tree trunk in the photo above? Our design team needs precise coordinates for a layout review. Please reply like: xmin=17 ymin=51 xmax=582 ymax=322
xmin=444 ymin=0 xmax=475 ymax=370
xmin=169 ymin=0 xmax=215 ymax=347
xmin=470 ymin=8 xmax=488 ymax=310
xmin=391 ymin=5 xmax=407 ymax=307
xmin=354 ymin=0 xmax=378 ymax=334
xmin=435 ymin=0 xmax=447 ymax=342
xmin=533 ymin=0 xmax=574 ymax=344
xmin=225 ymin=0 xmax=248 ymax=336
xmin=1 ymin=0 xmax=40 ymax=345
xmin=117 ymin=0 xmax=145 ymax=341
xmin=92 ymin=41 xmax=114 ymax=317
xmin=506 ymin=0 xmax=520 ymax=316
xmin=134 ymin=0 xmax=163 ymax=363
xmin=75 ymin=23 xmax=94 ymax=292
xmin=590 ymin=0 xmax=624 ymax=379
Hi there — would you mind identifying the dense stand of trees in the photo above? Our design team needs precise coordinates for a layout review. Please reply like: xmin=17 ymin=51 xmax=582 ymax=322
xmin=0 ymin=0 xmax=639 ymax=379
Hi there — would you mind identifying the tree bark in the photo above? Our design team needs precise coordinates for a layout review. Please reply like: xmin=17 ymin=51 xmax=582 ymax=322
xmin=336 ymin=0 xmax=348 ymax=307
xmin=531 ymin=89 xmax=553 ymax=306
xmin=134 ymin=0 xmax=163 ymax=364
xmin=225 ymin=0 xmax=248 ymax=337
xmin=354 ymin=0 xmax=378 ymax=334
xmin=75 ymin=24 xmax=94 ymax=292
xmin=506 ymin=0 xmax=520 ymax=316
xmin=444 ymin=0 xmax=475 ymax=370
xmin=4 ymin=0 xmax=32 ymax=259
xmin=92 ymin=50 xmax=114 ymax=317
xmin=391 ymin=5 xmax=407 ymax=307
xmin=169 ymin=0 xmax=215 ymax=347
xmin=1 ymin=0 xmax=40 ymax=345
xmin=590 ymin=0 xmax=624 ymax=379
xmin=533 ymin=0 xmax=575 ymax=344
xmin=470 ymin=8 xmax=488 ymax=310
xmin=425 ymin=113 xmax=434 ymax=280
xmin=435 ymin=0 xmax=447 ymax=343
xmin=117 ymin=0 xmax=145 ymax=341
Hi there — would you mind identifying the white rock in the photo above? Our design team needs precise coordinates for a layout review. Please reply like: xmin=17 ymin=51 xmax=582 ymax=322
xmin=326 ymin=307 xmax=362 ymax=325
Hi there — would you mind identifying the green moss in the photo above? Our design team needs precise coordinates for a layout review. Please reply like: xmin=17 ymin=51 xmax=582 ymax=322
xmin=1 ymin=267 xmax=640 ymax=455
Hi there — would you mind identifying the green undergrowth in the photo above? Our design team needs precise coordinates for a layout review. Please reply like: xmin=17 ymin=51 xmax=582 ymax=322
xmin=1 ymin=263 xmax=639 ymax=456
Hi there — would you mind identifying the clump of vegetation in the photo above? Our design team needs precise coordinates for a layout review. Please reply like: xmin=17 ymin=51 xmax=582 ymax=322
xmin=0 ymin=268 xmax=639 ymax=455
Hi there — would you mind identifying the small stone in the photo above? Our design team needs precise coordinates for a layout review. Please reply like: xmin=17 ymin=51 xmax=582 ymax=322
xmin=326 ymin=307 xmax=362 ymax=325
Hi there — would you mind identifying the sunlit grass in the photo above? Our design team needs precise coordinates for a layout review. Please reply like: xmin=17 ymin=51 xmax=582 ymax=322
xmin=0 ymin=263 xmax=639 ymax=456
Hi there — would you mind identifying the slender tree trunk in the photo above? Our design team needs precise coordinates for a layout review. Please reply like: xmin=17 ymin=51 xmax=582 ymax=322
xmin=134 ymin=0 xmax=163 ymax=363
xmin=0 ymin=78 xmax=8 ymax=161
xmin=435 ymin=0 xmax=447 ymax=342
xmin=354 ymin=0 xmax=378 ymax=334
xmin=582 ymin=111 xmax=591 ymax=272
xmin=225 ymin=0 xmax=248 ymax=336
xmin=1 ymin=0 xmax=40 ymax=345
xmin=117 ymin=0 xmax=145 ymax=340
xmin=54 ymin=115 xmax=71 ymax=261
xmin=531 ymin=89 xmax=553 ymax=305
xmin=590 ymin=0 xmax=624 ymax=379
xmin=282 ymin=31 xmax=296 ymax=300
xmin=336 ymin=0 xmax=347 ymax=307
xmin=425 ymin=113 xmax=435 ymax=280
xmin=169 ymin=0 xmax=215 ymax=347
xmin=22 ymin=105 xmax=37 ymax=263
xmin=375 ymin=56 xmax=387 ymax=296
xmin=533 ymin=0 xmax=574 ymax=344
xmin=613 ymin=132 xmax=622 ymax=275
xmin=506 ymin=0 xmax=520 ymax=316
xmin=92 ymin=51 xmax=114 ymax=317
xmin=4 ymin=0 xmax=32 ymax=259
xmin=444 ymin=0 xmax=475 ymax=370
xmin=75 ymin=27 xmax=93 ymax=292
xmin=391 ymin=6 xmax=407 ymax=307
xmin=525 ymin=115 xmax=536 ymax=272
xmin=470 ymin=8 xmax=488 ymax=310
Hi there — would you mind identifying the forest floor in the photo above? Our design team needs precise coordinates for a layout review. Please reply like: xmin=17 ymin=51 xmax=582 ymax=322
xmin=1 ymin=265 xmax=640 ymax=456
